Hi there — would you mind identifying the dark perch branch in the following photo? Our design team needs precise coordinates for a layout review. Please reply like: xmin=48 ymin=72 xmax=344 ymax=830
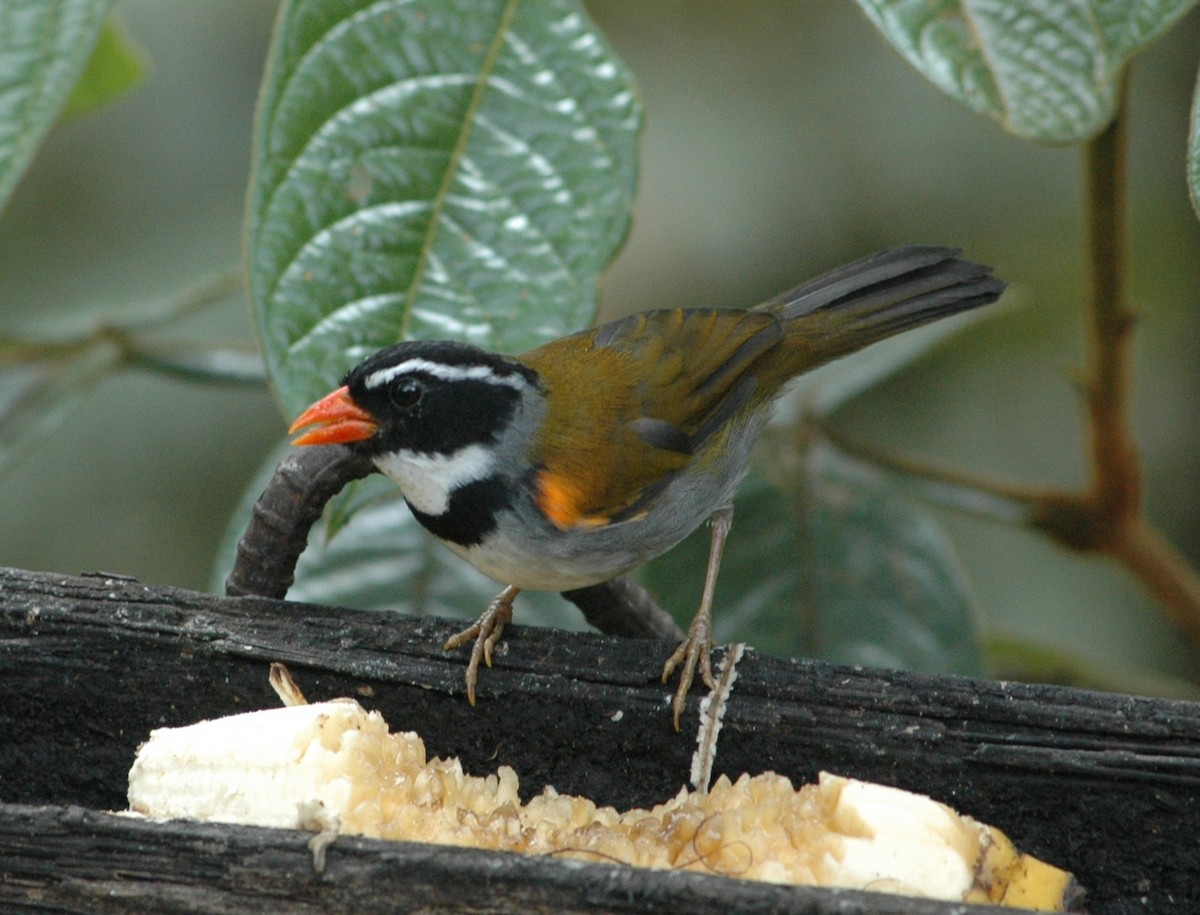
xmin=225 ymin=445 xmax=375 ymax=599
xmin=224 ymin=442 xmax=682 ymax=639
xmin=563 ymin=575 xmax=683 ymax=640
xmin=3 ymin=567 xmax=1200 ymax=911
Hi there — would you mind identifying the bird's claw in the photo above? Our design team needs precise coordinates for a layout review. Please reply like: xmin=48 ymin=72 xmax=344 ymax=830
xmin=661 ymin=613 xmax=716 ymax=731
xmin=444 ymin=587 xmax=517 ymax=706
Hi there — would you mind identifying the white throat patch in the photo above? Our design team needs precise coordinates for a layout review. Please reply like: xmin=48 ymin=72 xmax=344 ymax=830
xmin=373 ymin=444 xmax=496 ymax=516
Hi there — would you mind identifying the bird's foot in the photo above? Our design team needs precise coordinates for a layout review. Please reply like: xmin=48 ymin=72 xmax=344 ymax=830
xmin=443 ymin=585 xmax=519 ymax=706
xmin=661 ymin=611 xmax=716 ymax=731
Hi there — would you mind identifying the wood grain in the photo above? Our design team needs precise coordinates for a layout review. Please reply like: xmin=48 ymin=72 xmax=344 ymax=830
xmin=2 ymin=566 xmax=1198 ymax=912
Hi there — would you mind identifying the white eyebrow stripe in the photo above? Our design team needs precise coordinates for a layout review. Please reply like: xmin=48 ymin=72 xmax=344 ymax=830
xmin=364 ymin=357 xmax=528 ymax=390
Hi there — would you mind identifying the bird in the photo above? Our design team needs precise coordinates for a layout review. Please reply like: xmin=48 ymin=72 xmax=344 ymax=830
xmin=288 ymin=245 xmax=1004 ymax=728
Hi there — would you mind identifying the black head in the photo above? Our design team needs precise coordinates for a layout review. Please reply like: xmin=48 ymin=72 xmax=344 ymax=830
xmin=342 ymin=340 xmax=541 ymax=457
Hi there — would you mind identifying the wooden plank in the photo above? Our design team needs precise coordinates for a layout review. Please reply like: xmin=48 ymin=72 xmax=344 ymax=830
xmin=2 ymin=565 xmax=1199 ymax=913
xmin=0 ymin=803 xmax=1020 ymax=915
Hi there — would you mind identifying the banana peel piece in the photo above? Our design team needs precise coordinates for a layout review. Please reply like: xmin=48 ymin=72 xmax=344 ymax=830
xmin=127 ymin=699 xmax=1080 ymax=909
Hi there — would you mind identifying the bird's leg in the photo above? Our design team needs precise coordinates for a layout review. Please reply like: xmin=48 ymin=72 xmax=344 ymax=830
xmin=661 ymin=504 xmax=733 ymax=730
xmin=443 ymin=584 xmax=520 ymax=706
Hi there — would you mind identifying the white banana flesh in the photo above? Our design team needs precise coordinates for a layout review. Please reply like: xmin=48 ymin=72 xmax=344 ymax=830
xmin=127 ymin=699 xmax=1078 ymax=910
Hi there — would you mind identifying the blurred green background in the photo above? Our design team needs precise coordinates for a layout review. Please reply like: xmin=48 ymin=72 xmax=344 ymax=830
xmin=1 ymin=1 xmax=1198 ymax=688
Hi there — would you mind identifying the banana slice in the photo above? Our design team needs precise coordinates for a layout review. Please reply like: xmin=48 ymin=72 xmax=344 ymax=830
xmin=127 ymin=699 xmax=1079 ymax=909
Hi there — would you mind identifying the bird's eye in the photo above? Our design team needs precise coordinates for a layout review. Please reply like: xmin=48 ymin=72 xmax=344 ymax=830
xmin=389 ymin=378 xmax=423 ymax=411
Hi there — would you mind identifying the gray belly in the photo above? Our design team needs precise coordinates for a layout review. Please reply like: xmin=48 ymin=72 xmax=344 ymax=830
xmin=444 ymin=456 xmax=751 ymax=592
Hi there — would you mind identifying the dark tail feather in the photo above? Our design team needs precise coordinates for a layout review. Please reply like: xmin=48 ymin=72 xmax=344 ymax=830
xmin=761 ymin=246 xmax=1004 ymax=359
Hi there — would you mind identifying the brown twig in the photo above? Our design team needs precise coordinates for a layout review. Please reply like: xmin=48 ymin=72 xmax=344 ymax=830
xmin=1036 ymin=83 xmax=1200 ymax=646
xmin=1081 ymin=83 xmax=1140 ymax=526
xmin=816 ymin=83 xmax=1200 ymax=656
xmin=811 ymin=419 xmax=1043 ymax=524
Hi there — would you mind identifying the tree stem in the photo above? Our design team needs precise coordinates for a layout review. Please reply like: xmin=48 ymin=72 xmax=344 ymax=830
xmin=1082 ymin=82 xmax=1140 ymax=531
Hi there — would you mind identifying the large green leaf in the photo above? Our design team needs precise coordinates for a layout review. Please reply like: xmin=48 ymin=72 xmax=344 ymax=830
xmin=641 ymin=449 xmax=983 ymax=676
xmin=855 ymin=0 xmax=1198 ymax=144
xmin=0 ymin=0 xmax=115 ymax=209
xmin=248 ymin=0 xmax=641 ymax=417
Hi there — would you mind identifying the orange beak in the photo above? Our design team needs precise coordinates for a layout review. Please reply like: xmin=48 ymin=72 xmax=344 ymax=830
xmin=288 ymin=386 xmax=379 ymax=446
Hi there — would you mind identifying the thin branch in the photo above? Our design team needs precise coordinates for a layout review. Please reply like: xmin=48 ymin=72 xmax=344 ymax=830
xmin=123 ymin=340 xmax=265 ymax=385
xmin=1081 ymin=79 xmax=1140 ymax=533
xmin=812 ymin=419 xmax=1041 ymax=526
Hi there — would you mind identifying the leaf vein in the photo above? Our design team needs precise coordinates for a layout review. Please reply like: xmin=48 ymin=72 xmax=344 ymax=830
xmin=398 ymin=0 xmax=523 ymax=342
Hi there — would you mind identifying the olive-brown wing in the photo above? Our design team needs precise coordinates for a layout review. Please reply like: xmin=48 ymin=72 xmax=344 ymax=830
xmin=519 ymin=309 xmax=782 ymax=527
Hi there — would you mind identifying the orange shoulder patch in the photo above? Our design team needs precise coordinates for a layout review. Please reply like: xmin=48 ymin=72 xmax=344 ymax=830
xmin=535 ymin=469 xmax=609 ymax=530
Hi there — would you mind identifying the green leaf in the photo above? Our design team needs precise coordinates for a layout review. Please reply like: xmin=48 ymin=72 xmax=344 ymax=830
xmin=0 ymin=0 xmax=115 ymax=210
xmin=641 ymin=448 xmax=983 ymax=676
xmin=247 ymin=0 xmax=641 ymax=417
xmin=854 ymin=0 xmax=1198 ymax=143
xmin=60 ymin=14 xmax=144 ymax=119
